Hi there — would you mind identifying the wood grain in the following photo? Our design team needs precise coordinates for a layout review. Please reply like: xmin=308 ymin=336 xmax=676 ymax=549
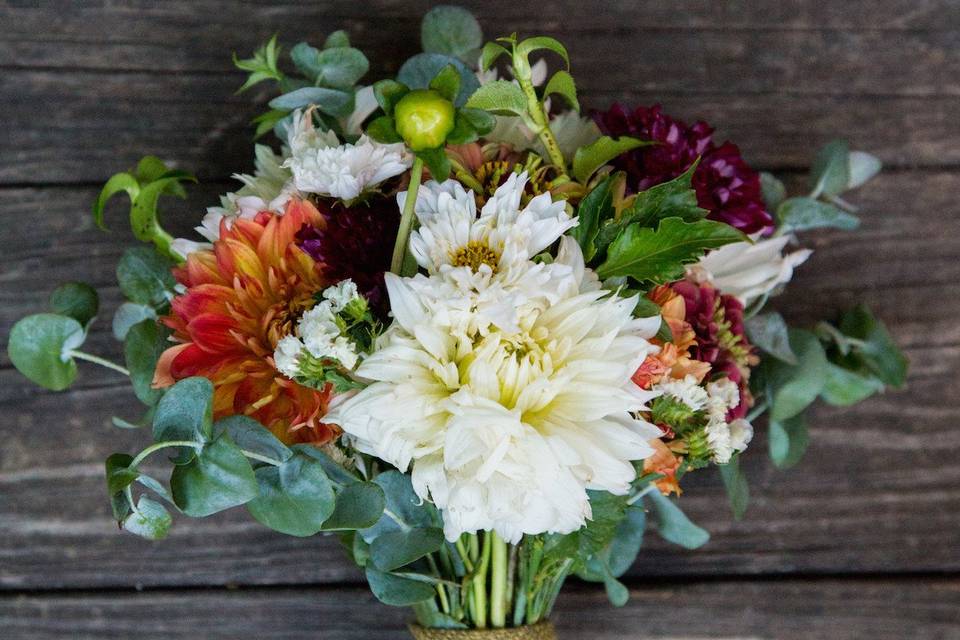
xmin=3 ymin=579 xmax=959 ymax=639
xmin=2 ymin=172 xmax=957 ymax=589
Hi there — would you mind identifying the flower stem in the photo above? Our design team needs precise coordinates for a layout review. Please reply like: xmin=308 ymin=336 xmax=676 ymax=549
xmin=515 ymin=72 xmax=566 ymax=173
xmin=129 ymin=440 xmax=198 ymax=469
xmin=390 ymin=155 xmax=425 ymax=275
xmin=473 ymin=532 xmax=492 ymax=627
xmin=489 ymin=531 xmax=508 ymax=627
xmin=67 ymin=350 xmax=130 ymax=376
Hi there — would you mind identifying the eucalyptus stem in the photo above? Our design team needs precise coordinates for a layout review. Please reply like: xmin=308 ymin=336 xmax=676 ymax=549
xmin=515 ymin=73 xmax=566 ymax=172
xmin=67 ymin=350 xmax=130 ymax=376
xmin=129 ymin=440 xmax=198 ymax=469
xmin=489 ymin=531 xmax=509 ymax=627
xmin=240 ymin=450 xmax=284 ymax=467
xmin=390 ymin=155 xmax=425 ymax=274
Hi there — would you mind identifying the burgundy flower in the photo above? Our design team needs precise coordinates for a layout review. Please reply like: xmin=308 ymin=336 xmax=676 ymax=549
xmin=593 ymin=103 xmax=774 ymax=234
xmin=296 ymin=197 xmax=399 ymax=318
xmin=671 ymin=280 xmax=756 ymax=419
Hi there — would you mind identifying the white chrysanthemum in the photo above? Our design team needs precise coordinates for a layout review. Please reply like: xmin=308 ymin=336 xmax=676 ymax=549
xmin=405 ymin=173 xmax=578 ymax=332
xmin=327 ymin=248 xmax=662 ymax=543
xmin=689 ymin=235 xmax=812 ymax=307
xmin=284 ymin=109 xmax=411 ymax=201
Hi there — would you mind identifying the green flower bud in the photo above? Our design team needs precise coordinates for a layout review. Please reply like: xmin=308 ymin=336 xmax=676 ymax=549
xmin=394 ymin=89 xmax=455 ymax=151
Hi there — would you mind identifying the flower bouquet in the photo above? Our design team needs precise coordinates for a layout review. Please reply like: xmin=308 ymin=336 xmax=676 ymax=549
xmin=7 ymin=6 xmax=908 ymax=638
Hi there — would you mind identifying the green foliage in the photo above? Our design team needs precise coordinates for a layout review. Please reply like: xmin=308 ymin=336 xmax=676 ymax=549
xmin=760 ymin=171 xmax=787 ymax=210
xmin=543 ymin=70 xmax=579 ymax=111
xmin=234 ymin=34 xmax=284 ymax=93
xmin=571 ymin=174 xmax=616 ymax=261
xmin=123 ymin=496 xmax=173 ymax=541
xmin=170 ymin=431 xmax=258 ymax=518
xmin=398 ymin=53 xmax=479 ymax=106
xmin=820 ymin=363 xmax=885 ymax=406
xmin=290 ymin=42 xmax=369 ymax=89
xmin=370 ymin=527 xmax=445 ymax=571
xmin=809 ymin=140 xmax=850 ymax=198
xmin=612 ymin=163 xmax=707 ymax=229
xmin=220 ymin=415 xmax=293 ymax=463
xmin=373 ymin=79 xmax=410 ymax=116
xmin=246 ymin=451 xmax=336 ymax=536
xmin=7 ymin=313 xmax=84 ymax=390
xmin=835 ymin=305 xmax=908 ymax=388
xmin=572 ymin=136 xmax=650 ymax=184
xmin=769 ymin=414 xmax=809 ymax=469
xmin=124 ymin=320 xmax=168 ymax=406
xmin=361 ymin=470 xmax=436 ymax=542
xmin=719 ymin=455 xmax=750 ymax=519
xmin=421 ymin=5 xmax=483 ymax=63
xmin=596 ymin=217 xmax=745 ymax=284
xmin=49 ymin=282 xmax=99 ymax=326
xmin=366 ymin=566 xmax=437 ymax=606
xmin=112 ymin=302 xmax=157 ymax=341
xmin=646 ymin=490 xmax=710 ymax=549
xmin=746 ymin=312 xmax=798 ymax=365
xmin=152 ymin=376 xmax=214 ymax=463
xmin=116 ymin=247 xmax=177 ymax=309
xmin=94 ymin=157 xmax=196 ymax=261
xmin=464 ymin=79 xmax=527 ymax=117
xmin=763 ymin=328 xmax=829 ymax=422
xmin=322 ymin=482 xmax=386 ymax=531
xmin=777 ymin=197 xmax=860 ymax=232
xmin=269 ymin=86 xmax=354 ymax=117
xmin=576 ymin=505 xmax=645 ymax=597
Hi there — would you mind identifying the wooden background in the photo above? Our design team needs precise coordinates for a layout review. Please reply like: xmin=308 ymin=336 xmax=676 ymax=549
xmin=1 ymin=1 xmax=958 ymax=637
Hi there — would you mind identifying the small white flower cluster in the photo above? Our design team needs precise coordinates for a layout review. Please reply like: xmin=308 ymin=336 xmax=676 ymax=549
xmin=654 ymin=375 xmax=754 ymax=464
xmin=273 ymin=280 xmax=364 ymax=380
xmin=284 ymin=109 xmax=412 ymax=201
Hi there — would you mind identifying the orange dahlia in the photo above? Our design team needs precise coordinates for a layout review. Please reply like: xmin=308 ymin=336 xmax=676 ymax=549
xmin=153 ymin=199 xmax=338 ymax=445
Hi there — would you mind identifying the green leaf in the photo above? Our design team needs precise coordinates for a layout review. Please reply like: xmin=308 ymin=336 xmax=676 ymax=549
xmin=105 ymin=453 xmax=139 ymax=498
xmin=760 ymin=172 xmax=787 ymax=210
xmin=764 ymin=328 xmax=829 ymax=422
xmin=361 ymin=470 xmax=435 ymax=542
xmin=372 ymin=79 xmax=409 ymax=116
xmin=577 ymin=506 xmax=645 ymax=582
xmin=122 ymin=496 xmax=172 ymax=540
xmin=777 ymin=197 xmax=859 ymax=232
xmin=572 ymin=136 xmax=650 ymax=184
xmin=7 ymin=314 xmax=84 ymax=391
xmin=366 ymin=115 xmax=402 ymax=144
xmin=246 ymin=451 xmax=336 ymax=536
xmin=809 ymin=139 xmax=850 ymax=198
xmin=745 ymin=312 xmax=797 ymax=365
xmin=234 ymin=35 xmax=284 ymax=93
xmin=292 ymin=43 xmax=369 ymax=89
xmin=517 ymin=36 xmax=570 ymax=69
xmin=603 ymin=570 xmax=630 ymax=607
xmin=93 ymin=172 xmax=140 ymax=231
xmin=171 ymin=432 xmax=258 ymax=517
xmin=847 ymin=151 xmax=882 ymax=190
xmin=428 ymin=64 xmax=461 ymax=103
xmin=603 ymin=162 xmax=706 ymax=242
xmin=596 ymin=217 xmax=745 ymax=284
xmin=769 ymin=413 xmax=809 ymax=469
xmin=252 ymin=109 xmax=290 ymax=139
xmin=124 ymin=320 xmax=167 ymax=406
xmin=458 ymin=108 xmax=496 ymax=136
xmin=480 ymin=42 xmax=510 ymax=71
xmin=130 ymin=176 xmax=195 ymax=260
xmin=322 ymin=482 xmax=386 ymax=531
xmin=543 ymin=70 xmax=579 ymax=111
xmin=324 ymin=30 xmax=350 ymax=49
xmin=49 ymin=282 xmax=99 ymax=326
xmin=398 ymin=53 xmax=479 ymax=106
xmin=294 ymin=444 xmax=363 ymax=486
xmin=464 ymin=79 xmax=527 ymax=116
xmin=572 ymin=175 xmax=616 ymax=261
xmin=152 ymin=376 xmax=214 ymax=462
xmin=421 ymin=5 xmax=483 ymax=63
xmin=647 ymin=490 xmax=710 ymax=549
xmin=116 ymin=247 xmax=176 ymax=308
xmin=820 ymin=362 xmax=885 ymax=406
xmin=365 ymin=567 xmax=436 ymax=606
xmin=418 ymin=147 xmax=451 ymax=181
xmin=838 ymin=305 xmax=908 ymax=388
xmin=269 ymin=87 xmax=354 ymax=118
xmin=112 ymin=302 xmax=157 ymax=341
xmin=219 ymin=415 xmax=292 ymax=463
xmin=718 ymin=455 xmax=750 ymax=520
xmin=578 ymin=490 xmax=630 ymax=559
xmin=370 ymin=527 xmax=445 ymax=571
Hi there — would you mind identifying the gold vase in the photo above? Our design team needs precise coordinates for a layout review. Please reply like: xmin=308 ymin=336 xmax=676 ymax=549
xmin=408 ymin=621 xmax=557 ymax=640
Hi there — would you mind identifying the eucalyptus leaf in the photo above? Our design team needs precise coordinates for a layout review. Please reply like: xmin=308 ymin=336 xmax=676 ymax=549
xmin=847 ymin=151 xmax=882 ymax=190
xmin=123 ymin=496 xmax=172 ymax=540
xmin=366 ymin=567 xmax=436 ymax=606
xmin=7 ymin=313 xmax=84 ymax=391
xmin=647 ymin=490 xmax=710 ymax=549
xmin=292 ymin=43 xmax=369 ymax=89
xmin=322 ymin=482 xmax=386 ymax=531
xmin=112 ymin=302 xmax=157 ymax=340
xmin=246 ymin=452 xmax=336 ymax=536
xmin=837 ymin=304 xmax=908 ymax=388
xmin=769 ymin=414 xmax=809 ymax=469
xmin=745 ymin=312 xmax=797 ymax=365
xmin=603 ymin=570 xmax=630 ymax=607
xmin=293 ymin=444 xmax=363 ymax=486
xmin=370 ymin=526 xmax=445 ymax=571
xmin=421 ymin=5 xmax=483 ymax=63
xmin=49 ymin=282 xmax=99 ymax=326
xmin=398 ymin=53 xmax=479 ymax=106
xmin=809 ymin=140 xmax=850 ymax=198
xmin=820 ymin=362 xmax=885 ymax=406
xmin=116 ymin=247 xmax=176 ymax=308
xmin=324 ymin=30 xmax=350 ymax=49
xmin=220 ymin=415 xmax=292 ymax=463
xmin=124 ymin=320 xmax=167 ymax=406
xmin=719 ymin=455 xmax=750 ymax=520
xmin=760 ymin=172 xmax=787 ymax=210
xmin=170 ymin=432 xmax=258 ymax=517
xmin=361 ymin=470 xmax=435 ymax=542
xmin=777 ymin=197 xmax=859 ymax=232
xmin=764 ymin=328 xmax=829 ymax=422
xmin=269 ymin=87 xmax=354 ymax=117
xmin=152 ymin=376 xmax=214 ymax=462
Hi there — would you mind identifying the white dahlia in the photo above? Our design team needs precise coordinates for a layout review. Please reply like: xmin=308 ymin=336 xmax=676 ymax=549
xmin=327 ymin=240 xmax=662 ymax=543
xmin=284 ymin=109 xmax=411 ymax=201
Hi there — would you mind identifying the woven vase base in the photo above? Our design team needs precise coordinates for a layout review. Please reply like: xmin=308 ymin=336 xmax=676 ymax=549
xmin=408 ymin=621 xmax=556 ymax=640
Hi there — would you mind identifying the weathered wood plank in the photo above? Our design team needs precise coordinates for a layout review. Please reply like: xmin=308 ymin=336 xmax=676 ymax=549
xmin=1 ymin=172 xmax=957 ymax=589
xmin=2 ymin=66 xmax=956 ymax=185
xmin=3 ymin=579 xmax=959 ymax=639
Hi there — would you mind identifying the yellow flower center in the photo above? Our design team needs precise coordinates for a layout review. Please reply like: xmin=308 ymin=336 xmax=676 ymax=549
xmin=451 ymin=241 xmax=500 ymax=273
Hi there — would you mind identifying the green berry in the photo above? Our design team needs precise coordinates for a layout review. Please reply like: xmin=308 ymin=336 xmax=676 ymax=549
xmin=394 ymin=89 xmax=455 ymax=151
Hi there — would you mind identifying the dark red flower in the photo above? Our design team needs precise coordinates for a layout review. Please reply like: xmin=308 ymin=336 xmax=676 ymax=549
xmin=593 ymin=103 xmax=774 ymax=234
xmin=296 ymin=197 xmax=399 ymax=318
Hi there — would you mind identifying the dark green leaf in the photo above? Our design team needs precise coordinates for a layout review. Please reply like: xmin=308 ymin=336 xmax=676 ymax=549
xmin=746 ymin=312 xmax=798 ymax=365
xmin=418 ymin=147 xmax=451 ymax=181
xmin=820 ymin=362 xmax=885 ymax=406
xmin=809 ymin=139 xmax=850 ymax=198
xmin=764 ymin=329 xmax=829 ymax=422
xmin=577 ymin=490 xmax=629 ymax=558
xmin=373 ymin=79 xmax=410 ymax=116
xmin=293 ymin=444 xmax=363 ymax=486
xmin=370 ymin=527 xmax=445 ymax=571
xmin=93 ymin=172 xmax=140 ymax=231
xmin=572 ymin=136 xmax=650 ymax=184
xmin=572 ymin=175 xmax=615 ymax=261
xmin=718 ymin=455 xmax=750 ymax=519
xmin=398 ymin=53 xmax=479 ymax=106
xmin=361 ymin=470 xmax=435 ymax=542
xmin=777 ymin=197 xmax=859 ymax=232
xmin=112 ymin=302 xmax=157 ymax=341
xmin=769 ymin=413 xmax=809 ymax=469
xmin=246 ymin=452 xmax=336 ymax=536
xmin=543 ymin=70 xmax=579 ymax=111
xmin=170 ymin=432 xmax=258 ymax=517
xmin=105 ymin=453 xmax=135 ymax=522
xmin=516 ymin=36 xmax=570 ymax=69
xmin=220 ymin=415 xmax=292 ymax=463
xmin=122 ymin=496 xmax=172 ymax=540
xmin=647 ymin=490 xmax=710 ymax=549
xmin=458 ymin=108 xmax=496 ymax=136
xmin=421 ymin=5 xmax=483 ymax=62
xmin=428 ymin=64 xmax=461 ymax=103
xmin=116 ymin=246 xmax=176 ymax=308
xmin=838 ymin=305 xmax=908 ymax=388
xmin=124 ymin=320 xmax=167 ymax=406
xmin=480 ymin=41 xmax=509 ymax=71
xmin=49 ymin=282 xmax=99 ymax=326
xmin=610 ymin=162 xmax=706 ymax=232
xmin=366 ymin=567 xmax=436 ymax=606
xmin=152 ymin=377 xmax=214 ymax=463
xmin=366 ymin=115 xmax=402 ymax=144
xmin=577 ymin=506 xmax=645 ymax=581
xmin=596 ymin=217 xmax=745 ymax=284
xmin=269 ymin=87 xmax=354 ymax=118
xmin=322 ymin=482 xmax=386 ymax=530
xmin=7 ymin=314 xmax=84 ymax=391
